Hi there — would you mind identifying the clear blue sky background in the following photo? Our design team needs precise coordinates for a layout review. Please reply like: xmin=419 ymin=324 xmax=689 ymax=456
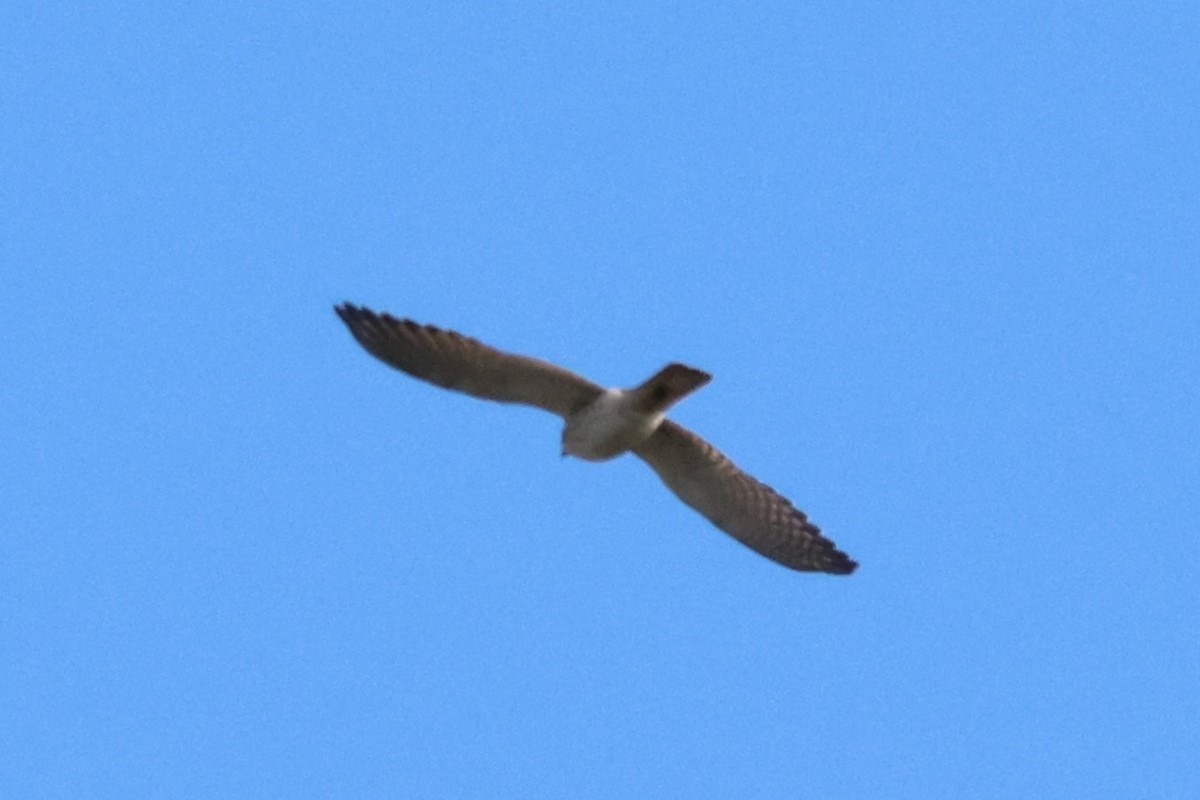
xmin=4 ymin=3 xmax=1197 ymax=797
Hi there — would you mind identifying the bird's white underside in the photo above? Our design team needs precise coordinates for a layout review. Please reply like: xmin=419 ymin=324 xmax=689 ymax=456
xmin=561 ymin=389 xmax=665 ymax=462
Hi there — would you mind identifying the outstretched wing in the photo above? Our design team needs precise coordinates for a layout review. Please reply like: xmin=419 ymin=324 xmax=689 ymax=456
xmin=335 ymin=303 xmax=604 ymax=417
xmin=634 ymin=420 xmax=857 ymax=574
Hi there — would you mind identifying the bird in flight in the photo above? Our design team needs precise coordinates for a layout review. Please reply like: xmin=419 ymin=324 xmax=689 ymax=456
xmin=335 ymin=303 xmax=857 ymax=575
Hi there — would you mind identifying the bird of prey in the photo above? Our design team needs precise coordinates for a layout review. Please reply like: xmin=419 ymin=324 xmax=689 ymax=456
xmin=335 ymin=303 xmax=857 ymax=575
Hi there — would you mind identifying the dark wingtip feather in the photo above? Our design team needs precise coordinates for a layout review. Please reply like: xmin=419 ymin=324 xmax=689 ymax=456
xmin=824 ymin=552 xmax=859 ymax=575
xmin=334 ymin=302 xmax=372 ymax=326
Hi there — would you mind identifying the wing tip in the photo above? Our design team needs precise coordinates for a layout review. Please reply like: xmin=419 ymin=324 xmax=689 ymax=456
xmin=335 ymin=302 xmax=449 ymax=339
xmin=334 ymin=301 xmax=373 ymax=327
xmin=823 ymin=552 xmax=859 ymax=575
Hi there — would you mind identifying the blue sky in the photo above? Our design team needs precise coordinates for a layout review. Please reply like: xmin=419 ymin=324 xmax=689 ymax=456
xmin=3 ymin=2 xmax=1198 ymax=797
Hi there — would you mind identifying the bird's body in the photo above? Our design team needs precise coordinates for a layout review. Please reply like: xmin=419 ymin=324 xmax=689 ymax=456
xmin=563 ymin=363 xmax=712 ymax=461
xmin=562 ymin=389 xmax=661 ymax=461
xmin=335 ymin=303 xmax=857 ymax=575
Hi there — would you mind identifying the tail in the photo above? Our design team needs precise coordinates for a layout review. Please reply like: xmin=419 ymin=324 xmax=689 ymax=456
xmin=630 ymin=363 xmax=712 ymax=413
